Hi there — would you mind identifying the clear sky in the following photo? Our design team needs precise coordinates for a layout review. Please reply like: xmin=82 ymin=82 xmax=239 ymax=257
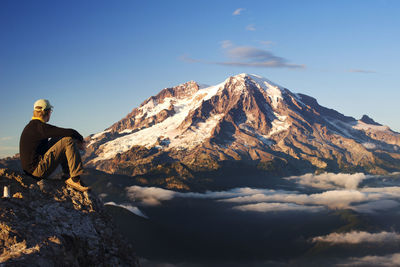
xmin=1 ymin=0 xmax=399 ymax=158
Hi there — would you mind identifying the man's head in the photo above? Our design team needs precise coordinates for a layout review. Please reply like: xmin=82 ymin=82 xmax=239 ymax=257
xmin=33 ymin=99 xmax=53 ymax=122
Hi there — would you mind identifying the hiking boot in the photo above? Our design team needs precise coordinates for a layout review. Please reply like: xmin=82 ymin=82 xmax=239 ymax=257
xmin=65 ymin=177 xmax=91 ymax=192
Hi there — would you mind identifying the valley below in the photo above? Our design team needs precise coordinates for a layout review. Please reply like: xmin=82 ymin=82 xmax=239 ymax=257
xmin=83 ymin=170 xmax=400 ymax=266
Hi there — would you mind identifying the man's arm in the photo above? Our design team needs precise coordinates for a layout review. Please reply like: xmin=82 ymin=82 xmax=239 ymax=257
xmin=39 ymin=123 xmax=84 ymax=142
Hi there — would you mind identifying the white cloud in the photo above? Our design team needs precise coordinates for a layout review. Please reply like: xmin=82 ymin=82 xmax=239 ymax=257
xmin=220 ymin=40 xmax=233 ymax=49
xmin=125 ymin=186 xmax=279 ymax=206
xmin=246 ymin=24 xmax=256 ymax=31
xmin=306 ymin=190 xmax=378 ymax=209
xmin=339 ymin=253 xmax=400 ymax=266
xmin=260 ymin=40 xmax=274 ymax=47
xmin=181 ymin=43 xmax=305 ymax=69
xmin=234 ymin=202 xmax=323 ymax=213
xmin=220 ymin=45 xmax=305 ymax=69
xmin=104 ymin=201 xmax=149 ymax=219
xmin=182 ymin=187 xmax=267 ymax=199
xmin=216 ymin=60 xmax=304 ymax=68
xmin=286 ymin=172 xmax=370 ymax=190
xmin=312 ymin=231 xmax=400 ymax=244
xmin=125 ymin=186 xmax=256 ymax=206
xmin=126 ymin=186 xmax=176 ymax=206
xmin=222 ymin=189 xmax=381 ymax=210
xmin=232 ymin=8 xmax=245 ymax=16
xmin=128 ymin=185 xmax=384 ymax=211
xmin=124 ymin=174 xmax=400 ymax=214
xmin=348 ymin=69 xmax=377 ymax=74
xmin=361 ymin=186 xmax=400 ymax=197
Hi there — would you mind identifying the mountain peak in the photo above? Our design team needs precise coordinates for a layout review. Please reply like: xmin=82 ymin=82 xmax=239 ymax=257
xmin=230 ymin=73 xmax=284 ymax=90
xmin=84 ymin=73 xmax=400 ymax=187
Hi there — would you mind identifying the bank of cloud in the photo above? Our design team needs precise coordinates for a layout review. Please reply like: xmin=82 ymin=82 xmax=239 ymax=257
xmin=124 ymin=173 xmax=400 ymax=214
xmin=312 ymin=231 xmax=400 ymax=244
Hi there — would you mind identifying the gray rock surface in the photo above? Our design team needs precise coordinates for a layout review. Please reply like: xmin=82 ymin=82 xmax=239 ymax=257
xmin=0 ymin=168 xmax=140 ymax=266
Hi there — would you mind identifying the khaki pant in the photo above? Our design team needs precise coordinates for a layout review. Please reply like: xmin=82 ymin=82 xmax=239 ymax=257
xmin=32 ymin=137 xmax=84 ymax=179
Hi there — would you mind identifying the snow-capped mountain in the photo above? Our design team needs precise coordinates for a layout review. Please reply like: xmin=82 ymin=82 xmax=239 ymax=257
xmin=84 ymin=74 xmax=400 ymax=190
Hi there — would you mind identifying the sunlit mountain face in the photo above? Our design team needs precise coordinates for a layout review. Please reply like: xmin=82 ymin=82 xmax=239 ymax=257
xmin=84 ymin=73 xmax=400 ymax=191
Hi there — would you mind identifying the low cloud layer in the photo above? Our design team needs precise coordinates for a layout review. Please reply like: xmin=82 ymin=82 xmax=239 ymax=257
xmin=221 ymin=189 xmax=386 ymax=210
xmin=339 ymin=253 xmax=400 ymax=266
xmin=234 ymin=202 xmax=323 ymax=213
xmin=125 ymin=173 xmax=400 ymax=214
xmin=125 ymin=185 xmax=400 ymax=213
xmin=126 ymin=186 xmax=176 ymax=206
xmin=125 ymin=186 xmax=277 ymax=206
xmin=352 ymin=199 xmax=399 ymax=213
xmin=286 ymin=172 xmax=370 ymax=190
xmin=312 ymin=231 xmax=400 ymax=244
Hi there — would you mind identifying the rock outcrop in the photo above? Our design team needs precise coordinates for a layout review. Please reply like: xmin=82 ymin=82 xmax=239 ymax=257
xmin=0 ymin=168 xmax=139 ymax=266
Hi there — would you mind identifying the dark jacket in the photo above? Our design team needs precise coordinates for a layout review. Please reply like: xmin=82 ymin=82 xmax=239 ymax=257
xmin=19 ymin=119 xmax=83 ymax=174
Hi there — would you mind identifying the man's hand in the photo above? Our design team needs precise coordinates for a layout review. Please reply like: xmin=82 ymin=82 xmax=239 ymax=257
xmin=77 ymin=140 xmax=87 ymax=151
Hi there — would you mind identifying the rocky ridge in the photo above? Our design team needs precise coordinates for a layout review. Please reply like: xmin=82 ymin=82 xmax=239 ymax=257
xmin=84 ymin=73 xmax=400 ymax=190
xmin=0 ymin=168 xmax=139 ymax=266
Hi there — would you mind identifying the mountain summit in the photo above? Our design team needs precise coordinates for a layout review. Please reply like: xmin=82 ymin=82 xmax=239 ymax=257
xmin=84 ymin=74 xmax=400 ymax=190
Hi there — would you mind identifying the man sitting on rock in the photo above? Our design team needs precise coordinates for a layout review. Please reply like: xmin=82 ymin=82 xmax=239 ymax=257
xmin=19 ymin=99 xmax=90 ymax=192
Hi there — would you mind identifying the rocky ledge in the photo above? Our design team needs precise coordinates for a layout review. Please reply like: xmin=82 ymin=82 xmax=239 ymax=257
xmin=0 ymin=168 xmax=139 ymax=266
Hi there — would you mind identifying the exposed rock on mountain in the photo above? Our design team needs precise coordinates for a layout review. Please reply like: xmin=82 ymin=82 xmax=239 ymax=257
xmin=0 ymin=168 xmax=139 ymax=266
xmin=84 ymin=74 xmax=400 ymax=190
xmin=360 ymin=114 xmax=381 ymax=126
xmin=109 ymin=81 xmax=200 ymax=133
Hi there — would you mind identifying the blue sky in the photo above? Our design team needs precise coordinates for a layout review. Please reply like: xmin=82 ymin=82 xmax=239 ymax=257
xmin=1 ymin=0 xmax=399 ymax=158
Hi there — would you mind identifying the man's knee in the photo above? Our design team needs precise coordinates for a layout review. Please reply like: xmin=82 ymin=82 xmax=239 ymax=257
xmin=60 ymin=136 xmax=77 ymax=147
